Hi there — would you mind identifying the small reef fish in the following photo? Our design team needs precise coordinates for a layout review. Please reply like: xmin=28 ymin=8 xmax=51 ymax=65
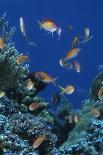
xmin=81 ymin=27 xmax=93 ymax=44
xmin=74 ymin=114 xmax=80 ymax=123
xmin=59 ymin=58 xmax=73 ymax=70
xmin=33 ymin=135 xmax=46 ymax=149
xmin=16 ymin=55 xmax=29 ymax=64
xmin=26 ymin=79 xmax=34 ymax=90
xmin=29 ymin=102 xmax=40 ymax=111
xmin=52 ymin=92 xmax=60 ymax=104
xmin=0 ymin=91 xmax=5 ymax=98
xmin=38 ymin=19 xmax=62 ymax=39
xmin=91 ymin=108 xmax=101 ymax=118
xmin=74 ymin=61 xmax=81 ymax=73
xmin=35 ymin=72 xmax=57 ymax=84
xmin=20 ymin=17 xmax=27 ymax=39
xmin=57 ymin=84 xmax=75 ymax=95
xmin=20 ymin=17 xmax=37 ymax=47
xmin=0 ymin=37 xmax=4 ymax=49
xmin=25 ymin=72 xmax=48 ymax=92
xmin=68 ymin=114 xmax=74 ymax=124
xmin=72 ymin=36 xmax=79 ymax=48
xmin=64 ymin=48 xmax=81 ymax=61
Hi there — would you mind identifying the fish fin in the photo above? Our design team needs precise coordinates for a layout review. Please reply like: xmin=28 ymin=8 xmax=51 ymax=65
xmin=80 ymin=35 xmax=93 ymax=44
xmin=54 ymin=77 xmax=58 ymax=82
xmin=57 ymin=84 xmax=65 ymax=95
xmin=37 ymin=20 xmax=42 ymax=29
xmin=28 ymin=41 xmax=38 ymax=47
xmin=52 ymin=77 xmax=58 ymax=86
xmin=57 ymin=27 xmax=62 ymax=40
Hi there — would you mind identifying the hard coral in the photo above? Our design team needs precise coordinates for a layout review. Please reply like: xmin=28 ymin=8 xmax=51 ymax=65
xmin=0 ymin=13 xmax=29 ymax=92
xmin=91 ymin=71 xmax=103 ymax=100
xmin=9 ymin=113 xmax=57 ymax=153
xmin=0 ymin=42 xmax=29 ymax=92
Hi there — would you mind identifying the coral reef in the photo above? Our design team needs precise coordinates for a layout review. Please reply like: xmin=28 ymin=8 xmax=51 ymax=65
xmin=91 ymin=71 xmax=103 ymax=100
xmin=0 ymin=13 xmax=103 ymax=155
xmin=0 ymin=97 xmax=57 ymax=155
xmin=51 ymin=98 xmax=103 ymax=155
xmin=0 ymin=13 xmax=29 ymax=92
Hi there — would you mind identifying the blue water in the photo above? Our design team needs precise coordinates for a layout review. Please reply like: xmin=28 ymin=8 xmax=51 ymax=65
xmin=0 ymin=0 xmax=102 ymax=108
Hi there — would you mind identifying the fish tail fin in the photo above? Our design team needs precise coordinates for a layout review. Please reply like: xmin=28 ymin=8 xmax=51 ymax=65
xmin=57 ymin=84 xmax=65 ymax=95
xmin=28 ymin=41 xmax=38 ymax=47
xmin=37 ymin=20 xmax=42 ymax=29
xmin=57 ymin=27 xmax=62 ymax=40
xmin=52 ymin=77 xmax=58 ymax=86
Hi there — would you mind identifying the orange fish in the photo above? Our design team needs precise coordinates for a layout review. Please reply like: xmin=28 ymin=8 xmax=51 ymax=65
xmin=0 ymin=38 xmax=4 ymax=49
xmin=57 ymin=84 xmax=75 ymax=95
xmin=16 ymin=55 xmax=28 ymax=64
xmin=64 ymin=48 xmax=81 ymax=61
xmin=29 ymin=102 xmax=40 ymax=111
xmin=33 ymin=135 xmax=46 ymax=149
xmin=38 ymin=19 xmax=62 ymax=39
xmin=26 ymin=79 xmax=34 ymax=90
xmin=35 ymin=72 xmax=57 ymax=84
xmin=74 ymin=61 xmax=81 ymax=73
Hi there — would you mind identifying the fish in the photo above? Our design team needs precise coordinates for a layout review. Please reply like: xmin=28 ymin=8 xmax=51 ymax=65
xmin=38 ymin=19 xmax=62 ymax=39
xmin=91 ymin=108 xmax=101 ymax=118
xmin=33 ymin=135 xmax=46 ymax=149
xmin=20 ymin=17 xmax=27 ymax=39
xmin=16 ymin=55 xmax=29 ymax=64
xmin=57 ymin=84 xmax=75 ymax=95
xmin=24 ymin=72 xmax=48 ymax=92
xmin=0 ymin=37 xmax=4 ymax=49
xmin=68 ymin=114 xmax=74 ymax=124
xmin=29 ymin=102 xmax=40 ymax=111
xmin=64 ymin=48 xmax=81 ymax=61
xmin=26 ymin=79 xmax=34 ymax=90
xmin=80 ymin=27 xmax=93 ymax=44
xmin=74 ymin=114 xmax=80 ymax=123
xmin=85 ymin=28 xmax=90 ymax=39
xmin=0 ymin=91 xmax=5 ymax=98
xmin=72 ymin=36 xmax=79 ymax=47
xmin=20 ymin=17 xmax=37 ymax=47
xmin=59 ymin=58 xmax=73 ymax=70
xmin=52 ymin=92 xmax=60 ymax=104
xmin=74 ymin=61 xmax=81 ymax=73
xmin=35 ymin=72 xmax=58 ymax=84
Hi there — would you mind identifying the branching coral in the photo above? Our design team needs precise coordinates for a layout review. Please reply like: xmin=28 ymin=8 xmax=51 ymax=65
xmin=0 ymin=97 xmax=19 ymax=117
xmin=0 ymin=12 xmax=16 ymax=43
xmin=91 ymin=71 xmax=103 ymax=100
xmin=0 ymin=42 xmax=29 ymax=91
xmin=9 ymin=113 xmax=57 ymax=153
xmin=51 ymin=98 xmax=103 ymax=155
xmin=0 ymin=13 xmax=29 ymax=92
